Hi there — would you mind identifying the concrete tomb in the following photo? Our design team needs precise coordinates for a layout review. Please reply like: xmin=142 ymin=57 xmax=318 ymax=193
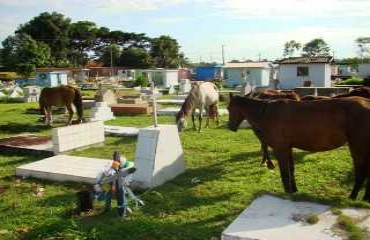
xmin=111 ymin=103 xmax=151 ymax=115
xmin=132 ymin=124 xmax=185 ymax=189
xmin=222 ymin=194 xmax=370 ymax=240
xmin=16 ymin=155 xmax=111 ymax=183
xmin=104 ymin=125 xmax=140 ymax=136
xmin=52 ymin=121 xmax=105 ymax=154
xmin=89 ymin=102 xmax=115 ymax=121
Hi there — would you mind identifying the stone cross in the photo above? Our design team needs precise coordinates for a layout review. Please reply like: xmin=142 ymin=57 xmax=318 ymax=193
xmin=150 ymin=81 xmax=158 ymax=127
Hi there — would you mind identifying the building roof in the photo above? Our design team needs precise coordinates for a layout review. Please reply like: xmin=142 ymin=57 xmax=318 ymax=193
xmin=279 ymin=57 xmax=333 ymax=64
xmin=224 ymin=62 xmax=270 ymax=68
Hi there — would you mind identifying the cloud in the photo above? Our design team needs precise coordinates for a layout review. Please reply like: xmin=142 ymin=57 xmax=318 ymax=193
xmin=212 ymin=0 xmax=370 ymax=19
xmin=214 ymin=24 xmax=369 ymax=60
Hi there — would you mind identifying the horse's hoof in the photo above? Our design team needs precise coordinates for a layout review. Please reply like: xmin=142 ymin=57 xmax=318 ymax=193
xmin=266 ymin=161 xmax=275 ymax=170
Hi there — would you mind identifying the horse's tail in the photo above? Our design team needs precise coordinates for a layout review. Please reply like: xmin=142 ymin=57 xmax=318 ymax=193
xmin=208 ymin=104 xmax=217 ymax=120
xmin=39 ymin=88 xmax=47 ymax=116
xmin=72 ymin=87 xmax=84 ymax=121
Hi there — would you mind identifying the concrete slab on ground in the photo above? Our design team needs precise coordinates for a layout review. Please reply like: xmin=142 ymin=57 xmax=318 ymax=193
xmin=16 ymin=155 xmax=111 ymax=184
xmin=104 ymin=125 xmax=140 ymax=136
xmin=156 ymin=99 xmax=185 ymax=105
xmin=157 ymin=107 xmax=228 ymax=116
xmin=222 ymin=194 xmax=370 ymax=240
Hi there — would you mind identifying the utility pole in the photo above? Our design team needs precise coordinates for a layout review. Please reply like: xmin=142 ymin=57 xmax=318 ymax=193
xmin=258 ymin=53 xmax=261 ymax=62
xmin=110 ymin=40 xmax=113 ymax=78
xmin=222 ymin=45 xmax=225 ymax=65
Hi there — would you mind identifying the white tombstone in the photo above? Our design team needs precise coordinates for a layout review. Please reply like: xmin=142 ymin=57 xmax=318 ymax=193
xmin=89 ymin=102 xmax=115 ymax=121
xmin=9 ymin=86 xmax=24 ymax=98
xmin=52 ymin=121 xmax=105 ymax=154
xmin=168 ymin=84 xmax=176 ymax=94
xmin=179 ymin=79 xmax=192 ymax=94
xmin=132 ymin=124 xmax=185 ymax=189
xmin=23 ymin=86 xmax=41 ymax=102
xmin=95 ymin=89 xmax=117 ymax=105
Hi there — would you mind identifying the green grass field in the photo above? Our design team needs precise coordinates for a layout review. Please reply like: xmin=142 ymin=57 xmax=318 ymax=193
xmin=0 ymin=102 xmax=369 ymax=239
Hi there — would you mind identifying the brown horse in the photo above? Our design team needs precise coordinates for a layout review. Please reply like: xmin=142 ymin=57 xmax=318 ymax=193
xmin=228 ymin=94 xmax=370 ymax=201
xmin=257 ymin=87 xmax=370 ymax=169
xmin=39 ymin=85 xmax=83 ymax=125
xmin=253 ymin=89 xmax=301 ymax=169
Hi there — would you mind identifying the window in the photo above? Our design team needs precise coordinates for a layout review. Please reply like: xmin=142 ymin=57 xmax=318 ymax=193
xmin=297 ymin=66 xmax=309 ymax=77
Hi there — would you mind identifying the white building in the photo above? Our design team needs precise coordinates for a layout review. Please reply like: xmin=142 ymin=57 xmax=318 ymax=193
xmin=135 ymin=69 xmax=179 ymax=88
xmin=278 ymin=57 xmax=333 ymax=89
xmin=223 ymin=62 xmax=272 ymax=88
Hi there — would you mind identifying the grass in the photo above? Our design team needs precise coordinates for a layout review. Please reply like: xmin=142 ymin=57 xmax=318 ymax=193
xmin=337 ymin=214 xmax=366 ymax=240
xmin=0 ymin=102 xmax=369 ymax=239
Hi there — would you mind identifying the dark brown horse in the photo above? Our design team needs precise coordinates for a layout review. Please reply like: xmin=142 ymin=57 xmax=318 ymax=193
xmin=228 ymin=94 xmax=370 ymax=201
xmin=39 ymin=85 xmax=83 ymax=125
xmin=253 ymin=89 xmax=301 ymax=169
xmin=257 ymin=87 xmax=370 ymax=169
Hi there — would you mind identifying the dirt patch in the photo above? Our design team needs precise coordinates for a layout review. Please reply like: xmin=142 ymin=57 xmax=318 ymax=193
xmin=0 ymin=135 xmax=51 ymax=146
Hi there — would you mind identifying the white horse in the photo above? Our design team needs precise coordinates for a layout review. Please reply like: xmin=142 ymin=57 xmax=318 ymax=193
xmin=176 ymin=82 xmax=219 ymax=132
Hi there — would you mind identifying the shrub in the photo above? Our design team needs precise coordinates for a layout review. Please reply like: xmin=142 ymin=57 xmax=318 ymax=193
xmin=338 ymin=76 xmax=364 ymax=85
xmin=135 ymin=75 xmax=149 ymax=87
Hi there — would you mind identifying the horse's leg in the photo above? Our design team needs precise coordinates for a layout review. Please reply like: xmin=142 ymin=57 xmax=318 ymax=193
xmin=66 ymin=103 xmax=74 ymax=125
xmin=348 ymin=144 xmax=368 ymax=200
xmin=198 ymin=106 xmax=203 ymax=133
xmin=262 ymin=142 xmax=274 ymax=170
xmin=362 ymin=177 xmax=370 ymax=202
xmin=215 ymin=104 xmax=220 ymax=127
xmin=46 ymin=106 xmax=52 ymax=125
xmin=205 ymin=107 xmax=210 ymax=128
xmin=273 ymin=148 xmax=297 ymax=193
xmin=191 ymin=111 xmax=196 ymax=130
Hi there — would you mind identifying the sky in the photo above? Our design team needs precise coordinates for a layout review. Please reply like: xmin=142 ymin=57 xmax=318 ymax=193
xmin=0 ymin=0 xmax=369 ymax=63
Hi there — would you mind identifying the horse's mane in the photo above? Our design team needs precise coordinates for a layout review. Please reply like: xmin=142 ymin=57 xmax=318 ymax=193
xmin=177 ymin=85 xmax=198 ymax=119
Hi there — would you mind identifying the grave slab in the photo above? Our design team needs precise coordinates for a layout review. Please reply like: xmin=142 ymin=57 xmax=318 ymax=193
xmin=104 ymin=125 xmax=140 ymax=136
xmin=222 ymin=195 xmax=368 ymax=240
xmin=132 ymin=124 xmax=185 ymax=189
xmin=156 ymin=99 xmax=185 ymax=105
xmin=16 ymin=155 xmax=111 ymax=183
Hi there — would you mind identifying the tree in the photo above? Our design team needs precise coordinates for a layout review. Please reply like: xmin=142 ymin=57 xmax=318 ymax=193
xmin=283 ymin=40 xmax=301 ymax=57
xmin=356 ymin=37 xmax=370 ymax=61
xmin=150 ymin=35 xmax=181 ymax=68
xmin=119 ymin=47 xmax=154 ymax=68
xmin=16 ymin=12 xmax=71 ymax=66
xmin=302 ymin=38 xmax=331 ymax=57
xmin=1 ymin=33 xmax=50 ymax=77
xmin=99 ymin=44 xmax=121 ymax=67
xmin=69 ymin=21 xmax=98 ymax=66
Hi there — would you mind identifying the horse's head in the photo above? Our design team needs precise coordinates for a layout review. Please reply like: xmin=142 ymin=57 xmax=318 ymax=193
xmin=176 ymin=111 xmax=187 ymax=132
xmin=227 ymin=93 xmax=245 ymax=132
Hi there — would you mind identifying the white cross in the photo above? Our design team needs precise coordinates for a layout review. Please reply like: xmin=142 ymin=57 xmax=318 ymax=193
xmin=150 ymin=81 xmax=158 ymax=127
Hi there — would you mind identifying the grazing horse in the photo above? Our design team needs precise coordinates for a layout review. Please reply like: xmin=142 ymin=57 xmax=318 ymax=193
xmin=227 ymin=93 xmax=370 ymax=201
xmin=176 ymin=82 xmax=219 ymax=133
xmin=254 ymin=89 xmax=301 ymax=169
xmin=39 ymin=85 xmax=83 ymax=125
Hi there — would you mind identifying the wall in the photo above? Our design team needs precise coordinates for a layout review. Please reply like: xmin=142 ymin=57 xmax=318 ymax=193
xmin=164 ymin=71 xmax=179 ymax=87
xmin=279 ymin=64 xmax=330 ymax=89
xmin=225 ymin=68 xmax=270 ymax=87
xmin=195 ymin=67 xmax=220 ymax=81
xmin=358 ymin=64 xmax=370 ymax=77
